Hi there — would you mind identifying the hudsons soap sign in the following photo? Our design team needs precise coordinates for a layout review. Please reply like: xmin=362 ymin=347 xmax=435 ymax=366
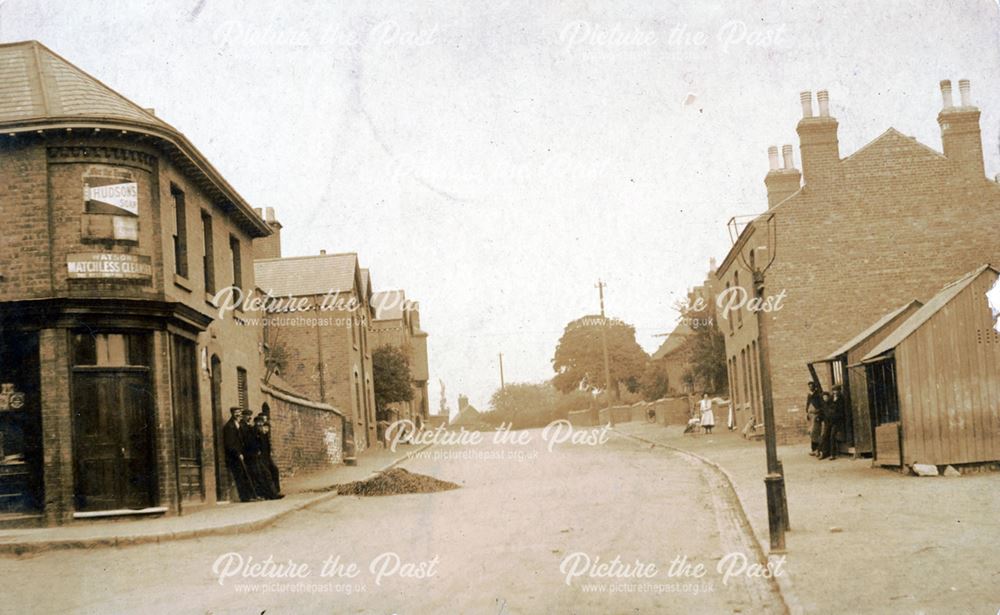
xmin=84 ymin=180 xmax=139 ymax=217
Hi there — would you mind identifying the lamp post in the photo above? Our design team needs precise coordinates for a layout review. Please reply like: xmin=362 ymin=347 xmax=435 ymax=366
xmin=754 ymin=268 xmax=787 ymax=552
xmin=732 ymin=213 xmax=788 ymax=553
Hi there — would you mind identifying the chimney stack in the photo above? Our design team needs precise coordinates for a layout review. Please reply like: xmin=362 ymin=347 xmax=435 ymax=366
xmin=251 ymin=207 xmax=283 ymax=260
xmin=938 ymin=78 xmax=984 ymax=179
xmin=764 ymin=144 xmax=802 ymax=208
xmin=796 ymin=88 xmax=841 ymax=187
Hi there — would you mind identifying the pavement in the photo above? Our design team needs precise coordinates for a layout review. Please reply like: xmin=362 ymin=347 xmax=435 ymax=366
xmin=615 ymin=421 xmax=1000 ymax=615
xmin=0 ymin=443 xmax=430 ymax=556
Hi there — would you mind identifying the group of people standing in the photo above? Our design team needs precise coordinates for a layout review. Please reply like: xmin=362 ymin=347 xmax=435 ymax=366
xmin=805 ymin=381 xmax=846 ymax=460
xmin=222 ymin=406 xmax=283 ymax=502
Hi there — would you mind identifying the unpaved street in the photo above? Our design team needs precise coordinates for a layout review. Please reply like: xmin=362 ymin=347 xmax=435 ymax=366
xmin=4 ymin=428 xmax=783 ymax=614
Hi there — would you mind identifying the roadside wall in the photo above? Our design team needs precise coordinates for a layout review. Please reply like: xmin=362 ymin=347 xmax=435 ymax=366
xmin=262 ymin=384 xmax=344 ymax=478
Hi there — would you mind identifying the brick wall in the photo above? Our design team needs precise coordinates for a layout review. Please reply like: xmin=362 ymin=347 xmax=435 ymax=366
xmin=269 ymin=297 xmax=376 ymax=451
xmin=0 ymin=140 xmax=51 ymax=300
xmin=263 ymin=383 xmax=344 ymax=477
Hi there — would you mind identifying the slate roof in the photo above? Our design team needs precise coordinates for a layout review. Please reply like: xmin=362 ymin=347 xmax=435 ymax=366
xmin=0 ymin=41 xmax=167 ymax=128
xmin=0 ymin=41 xmax=269 ymax=237
xmin=254 ymin=253 xmax=359 ymax=297
xmin=862 ymin=265 xmax=996 ymax=362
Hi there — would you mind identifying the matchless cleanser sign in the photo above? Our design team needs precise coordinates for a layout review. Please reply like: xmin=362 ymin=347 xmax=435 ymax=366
xmin=66 ymin=253 xmax=152 ymax=280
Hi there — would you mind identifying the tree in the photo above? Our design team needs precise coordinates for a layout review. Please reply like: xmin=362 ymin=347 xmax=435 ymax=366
xmin=551 ymin=315 xmax=648 ymax=399
xmin=262 ymin=319 xmax=289 ymax=385
xmin=372 ymin=345 xmax=414 ymax=417
xmin=638 ymin=359 xmax=671 ymax=401
xmin=676 ymin=291 xmax=728 ymax=394
xmin=487 ymin=383 xmax=559 ymax=429
xmin=485 ymin=382 xmax=594 ymax=429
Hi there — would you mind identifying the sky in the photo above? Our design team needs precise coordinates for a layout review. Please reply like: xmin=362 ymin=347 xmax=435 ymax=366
xmin=5 ymin=0 xmax=1000 ymax=414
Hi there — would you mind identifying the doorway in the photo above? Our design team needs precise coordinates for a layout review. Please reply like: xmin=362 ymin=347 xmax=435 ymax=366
xmin=210 ymin=355 xmax=230 ymax=501
xmin=171 ymin=336 xmax=203 ymax=504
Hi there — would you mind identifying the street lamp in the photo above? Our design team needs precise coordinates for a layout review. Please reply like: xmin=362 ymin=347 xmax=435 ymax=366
xmin=734 ymin=213 xmax=788 ymax=553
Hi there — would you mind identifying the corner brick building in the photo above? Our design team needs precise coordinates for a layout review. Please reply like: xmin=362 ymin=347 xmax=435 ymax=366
xmin=0 ymin=41 xmax=272 ymax=525
xmin=254 ymin=251 xmax=379 ymax=451
xmin=369 ymin=290 xmax=430 ymax=423
xmin=716 ymin=80 xmax=1000 ymax=442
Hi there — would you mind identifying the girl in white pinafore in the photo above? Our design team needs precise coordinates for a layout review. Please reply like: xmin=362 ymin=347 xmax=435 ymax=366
xmin=699 ymin=393 xmax=715 ymax=434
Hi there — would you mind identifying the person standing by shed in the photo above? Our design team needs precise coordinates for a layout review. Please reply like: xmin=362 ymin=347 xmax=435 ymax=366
xmin=823 ymin=386 xmax=846 ymax=460
xmin=805 ymin=382 xmax=824 ymax=456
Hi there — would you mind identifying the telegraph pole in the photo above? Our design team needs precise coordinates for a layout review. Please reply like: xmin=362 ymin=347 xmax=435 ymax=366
xmin=498 ymin=352 xmax=506 ymax=391
xmin=596 ymin=280 xmax=614 ymax=427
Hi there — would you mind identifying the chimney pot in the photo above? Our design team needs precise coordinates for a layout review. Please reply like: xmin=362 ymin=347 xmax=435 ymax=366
xmin=799 ymin=91 xmax=813 ymax=118
xmin=781 ymin=144 xmax=794 ymax=169
xmin=767 ymin=146 xmax=779 ymax=171
xmin=254 ymin=207 xmax=263 ymax=218
xmin=265 ymin=207 xmax=276 ymax=222
xmin=816 ymin=90 xmax=830 ymax=117
xmin=958 ymin=79 xmax=971 ymax=106
xmin=940 ymin=80 xmax=954 ymax=109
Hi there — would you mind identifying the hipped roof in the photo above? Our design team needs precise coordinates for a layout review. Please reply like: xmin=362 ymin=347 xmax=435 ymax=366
xmin=0 ymin=40 xmax=269 ymax=237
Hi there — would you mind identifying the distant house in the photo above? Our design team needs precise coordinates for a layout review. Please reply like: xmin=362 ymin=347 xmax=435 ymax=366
xmin=650 ymin=322 xmax=693 ymax=395
xmin=861 ymin=265 xmax=1000 ymax=468
xmin=369 ymin=289 xmax=430 ymax=424
xmin=451 ymin=395 xmax=485 ymax=428
xmin=254 ymin=251 xmax=378 ymax=452
xmin=652 ymin=258 xmax=721 ymax=399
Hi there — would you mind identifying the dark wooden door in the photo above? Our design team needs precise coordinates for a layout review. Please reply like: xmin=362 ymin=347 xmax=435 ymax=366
xmin=73 ymin=371 xmax=155 ymax=511
xmin=171 ymin=338 xmax=203 ymax=503
xmin=210 ymin=355 xmax=230 ymax=501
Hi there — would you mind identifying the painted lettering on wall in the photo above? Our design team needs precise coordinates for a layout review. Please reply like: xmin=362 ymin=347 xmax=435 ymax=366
xmin=66 ymin=252 xmax=152 ymax=280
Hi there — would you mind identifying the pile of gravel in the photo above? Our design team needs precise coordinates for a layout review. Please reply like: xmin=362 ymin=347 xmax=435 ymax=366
xmin=335 ymin=468 xmax=460 ymax=497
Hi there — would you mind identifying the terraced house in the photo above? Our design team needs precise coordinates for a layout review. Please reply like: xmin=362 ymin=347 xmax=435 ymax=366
xmin=254 ymin=249 xmax=378 ymax=452
xmin=0 ymin=41 xmax=272 ymax=526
